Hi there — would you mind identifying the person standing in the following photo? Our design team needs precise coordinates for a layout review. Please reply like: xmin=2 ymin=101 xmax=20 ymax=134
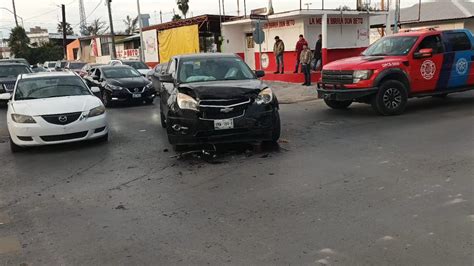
xmin=313 ymin=34 xmax=322 ymax=71
xmin=300 ymin=44 xmax=313 ymax=86
xmin=294 ymin=34 xmax=308 ymax=73
xmin=273 ymin=36 xmax=285 ymax=74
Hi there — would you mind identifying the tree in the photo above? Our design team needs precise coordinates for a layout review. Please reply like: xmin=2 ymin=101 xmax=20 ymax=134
xmin=123 ymin=15 xmax=138 ymax=35
xmin=57 ymin=22 xmax=75 ymax=35
xmin=172 ymin=14 xmax=182 ymax=21
xmin=177 ymin=0 xmax=189 ymax=19
xmin=86 ymin=18 xmax=109 ymax=36
xmin=8 ymin=26 xmax=30 ymax=59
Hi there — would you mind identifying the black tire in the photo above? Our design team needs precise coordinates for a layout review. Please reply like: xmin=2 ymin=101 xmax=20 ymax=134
xmin=160 ymin=112 xmax=167 ymax=128
xmin=102 ymin=91 xmax=112 ymax=107
xmin=271 ymin=111 xmax=281 ymax=142
xmin=10 ymin=138 xmax=24 ymax=153
xmin=371 ymin=80 xmax=408 ymax=116
xmin=324 ymin=99 xmax=353 ymax=109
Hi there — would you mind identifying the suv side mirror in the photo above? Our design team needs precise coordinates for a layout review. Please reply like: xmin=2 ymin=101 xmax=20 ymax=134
xmin=159 ymin=73 xmax=174 ymax=83
xmin=414 ymin=48 xmax=433 ymax=59
xmin=0 ymin=93 xmax=12 ymax=101
xmin=255 ymin=70 xmax=265 ymax=78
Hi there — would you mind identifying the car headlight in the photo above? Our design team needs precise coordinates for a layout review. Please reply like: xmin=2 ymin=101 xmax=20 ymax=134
xmin=177 ymin=93 xmax=199 ymax=111
xmin=108 ymin=84 xmax=123 ymax=90
xmin=255 ymin=88 xmax=273 ymax=104
xmin=88 ymin=105 xmax=106 ymax=117
xmin=353 ymin=70 xmax=373 ymax=83
xmin=11 ymin=114 xmax=36 ymax=123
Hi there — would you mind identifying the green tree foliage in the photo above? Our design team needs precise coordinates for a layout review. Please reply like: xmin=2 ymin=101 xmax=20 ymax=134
xmin=57 ymin=22 xmax=75 ymax=35
xmin=172 ymin=14 xmax=182 ymax=21
xmin=8 ymin=26 xmax=30 ymax=59
xmin=177 ymin=0 xmax=189 ymax=19
xmin=123 ymin=15 xmax=138 ymax=35
xmin=29 ymin=42 xmax=64 ymax=65
xmin=86 ymin=19 xmax=109 ymax=36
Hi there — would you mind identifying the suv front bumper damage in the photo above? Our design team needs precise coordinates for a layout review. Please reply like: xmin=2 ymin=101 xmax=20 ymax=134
xmin=317 ymin=83 xmax=378 ymax=101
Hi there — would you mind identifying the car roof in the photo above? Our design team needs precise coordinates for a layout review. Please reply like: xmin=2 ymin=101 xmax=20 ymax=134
xmin=174 ymin=53 xmax=239 ymax=60
xmin=98 ymin=65 xmax=133 ymax=69
xmin=0 ymin=62 xmax=29 ymax=67
xmin=20 ymin=72 xmax=77 ymax=79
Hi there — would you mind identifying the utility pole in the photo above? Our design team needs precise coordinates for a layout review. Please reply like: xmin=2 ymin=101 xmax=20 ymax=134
xmin=237 ymin=0 xmax=240 ymax=16
xmin=243 ymin=0 xmax=247 ymax=18
xmin=394 ymin=0 xmax=400 ymax=33
xmin=160 ymin=11 xmax=163 ymax=23
xmin=11 ymin=0 xmax=18 ymax=27
xmin=61 ymin=4 xmax=67 ymax=59
xmin=222 ymin=0 xmax=225 ymax=16
xmin=137 ymin=0 xmax=145 ymax=62
xmin=106 ymin=0 xmax=117 ymax=59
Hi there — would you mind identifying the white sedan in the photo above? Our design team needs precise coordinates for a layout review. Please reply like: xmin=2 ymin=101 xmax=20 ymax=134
xmin=0 ymin=72 xmax=108 ymax=152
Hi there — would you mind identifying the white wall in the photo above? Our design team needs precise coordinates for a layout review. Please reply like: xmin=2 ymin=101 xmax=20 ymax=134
xmin=261 ymin=18 xmax=306 ymax=52
xmin=222 ymin=24 xmax=245 ymax=53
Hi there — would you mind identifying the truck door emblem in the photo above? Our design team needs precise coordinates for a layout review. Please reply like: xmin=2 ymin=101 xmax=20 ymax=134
xmin=421 ymin=60 xmax=436 ymax=80
xmin=455 ymin=58 xmax=468 ymax=75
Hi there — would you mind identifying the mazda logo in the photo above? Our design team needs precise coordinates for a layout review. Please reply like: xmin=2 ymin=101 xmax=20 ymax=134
xmin=220 ymin=107 xmax=234 ymax=113
xmin=58 ymin=115 xmax=68 ymax=123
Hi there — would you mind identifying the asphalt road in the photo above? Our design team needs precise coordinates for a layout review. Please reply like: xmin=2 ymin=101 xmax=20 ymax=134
xmin=0 ymin=92 xmax=473 ymax=265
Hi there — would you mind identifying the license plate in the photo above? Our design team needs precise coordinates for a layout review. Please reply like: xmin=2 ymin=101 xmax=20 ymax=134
xmin=214 ymin=119 xmax=234 ymax=130
xmin=132 ymin=93 xmax=142 ymax=98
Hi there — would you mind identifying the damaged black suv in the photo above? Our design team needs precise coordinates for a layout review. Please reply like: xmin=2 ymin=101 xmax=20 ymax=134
xmin=159 ymin=53 xmax=280 ymax=148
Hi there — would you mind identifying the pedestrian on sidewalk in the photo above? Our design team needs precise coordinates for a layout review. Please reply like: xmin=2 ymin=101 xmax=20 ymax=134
xmin=294 ymin=34 xmax=308 ymax=73
xmin=300 ymin=44 xmax=313 ymax=86
xmin=273 ymin=36 xmax=285 ymax=74
xmin=312 ymin=34 xmax=322 ymax=71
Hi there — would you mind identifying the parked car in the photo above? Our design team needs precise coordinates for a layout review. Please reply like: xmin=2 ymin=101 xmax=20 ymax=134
xmin=43 ymin=61 xmax=57 ymax=71
xmin=0 ymin=72 xmax=108 ymax=152
xmin=65 ymin=61 xmax=87 ymax=74
xmin=0 ymin=58 xmax=29 ymax=66
xmin=317 ymin=28 xmax=474 ymax=115
xmin=147 ymin=63 xmax=168 ymax=93
xmin=31 ymin=65 xmax=48 ymax=73
xmin=84 ymin=65 xmax=156 ymax=107
xmin=0 ymin=63 xmax=32 ymax=104
xmin=158 ymin=53 xmax=280 ymax=149
xmin=79 ymin=63 xmax=105 ymax=77
xmin=109 ymin=59 xmax=150 ymax=76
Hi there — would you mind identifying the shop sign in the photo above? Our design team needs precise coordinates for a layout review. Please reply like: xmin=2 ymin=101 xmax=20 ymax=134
xmin=263 ymin=20 xmax=296 ymax=29
xmin=117 ymin=49 xmax=140 ymax=59
xmin=309 ymin=17 xmax=364 ymax=25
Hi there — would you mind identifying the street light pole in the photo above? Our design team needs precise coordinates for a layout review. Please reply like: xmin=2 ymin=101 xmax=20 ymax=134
xmin=137 ymin=0 xmax=145 ymax=62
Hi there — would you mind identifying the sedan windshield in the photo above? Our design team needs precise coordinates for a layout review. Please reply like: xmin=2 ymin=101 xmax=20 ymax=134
xmin=0 ymin=65 xmax=31 ymax=78
xmin=14 ymin=76 xmax=91 ymax=101
xmin=178 ymin=57 xmax=255 ymax=83
xmin=102 ymin=67 xmax=142 ymax=78
xmin=124 ymin=61 xmax=148 ymax=69
xmin=362 ymin=36 xmax=418 ymax=56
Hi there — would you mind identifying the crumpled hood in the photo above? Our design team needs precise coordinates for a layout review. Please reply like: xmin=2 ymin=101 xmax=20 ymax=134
xmin=324 ymin=56 xmax=405 ymax=71
xmin=12 ymin=95 xmax=103 ymax=116
xmin=106 ymin=77 xmax=150 ymax=88
xmin=179 ymin=79 xmax=267 ymax=100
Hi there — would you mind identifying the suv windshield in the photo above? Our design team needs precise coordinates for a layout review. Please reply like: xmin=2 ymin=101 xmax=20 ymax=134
xmin=0 ymin=65 xmax=31 ymax=78
xmin=178 ymin=57 xmax=255 ymax=83
xmin=14 ymin=76 xmax=91 ymax=101
xmin=69 ymin=62 xmax=86 ymax=69
xmin=103 ymin=67 xmax=142 ymax=78
xmin=363 ymin=36 xmax=418 ymax=56
xmin=124 ymin=61 xmax=148 ymax=69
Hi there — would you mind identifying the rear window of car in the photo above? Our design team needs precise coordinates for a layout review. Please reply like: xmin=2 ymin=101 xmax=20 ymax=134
xmin=0 ymin=65 xmax=31 ymax=78
xmin=445 ymin=32 xmax=472 ymax=51
xmin=124 ymin=61 xmax=148 ymax=69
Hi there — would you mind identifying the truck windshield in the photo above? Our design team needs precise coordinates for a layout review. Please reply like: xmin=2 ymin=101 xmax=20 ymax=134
xmin=363 ymin=36 xmax=418 ymax=56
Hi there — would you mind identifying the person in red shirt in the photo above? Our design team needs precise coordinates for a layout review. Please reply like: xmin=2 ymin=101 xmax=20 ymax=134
xmin=294 ymin=34 xmax=308 ymax=73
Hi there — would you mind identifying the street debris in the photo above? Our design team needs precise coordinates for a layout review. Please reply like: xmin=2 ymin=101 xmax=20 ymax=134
xmin=115 ymin=204 xmax=127 ymax=210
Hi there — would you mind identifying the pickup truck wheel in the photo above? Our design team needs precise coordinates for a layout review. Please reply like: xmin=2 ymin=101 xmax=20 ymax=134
xmin=372 ymin=80 xmax=408 ymax=115
xmin=324 ymin=99 xmax=352 ymax=109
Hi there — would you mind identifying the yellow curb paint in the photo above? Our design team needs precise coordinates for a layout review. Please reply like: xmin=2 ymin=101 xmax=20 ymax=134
xmin=0 ymin=236 xmax=21 ymax=254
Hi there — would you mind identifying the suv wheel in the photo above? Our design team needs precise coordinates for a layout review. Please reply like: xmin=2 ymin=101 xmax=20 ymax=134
xmin=324 ymin=99 xmax=352 ymax=109
xmin=372 ymin=80 xmax=408 ymax=115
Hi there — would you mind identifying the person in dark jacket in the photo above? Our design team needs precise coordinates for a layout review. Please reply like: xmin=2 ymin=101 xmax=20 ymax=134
xmin=273 ymin=36 xmax=285 ymax=74
xmin=313 ymin=34 xmax=322 ymax=71
xmin=294 ymin=34 xmax=308 ymax=73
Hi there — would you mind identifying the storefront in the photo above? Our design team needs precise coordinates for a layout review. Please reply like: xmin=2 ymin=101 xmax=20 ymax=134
xmin=222 ymin=10 xmax=385 ymax=83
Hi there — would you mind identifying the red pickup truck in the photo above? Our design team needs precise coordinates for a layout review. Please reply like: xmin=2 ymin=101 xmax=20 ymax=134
xmin=317 ymin=29 xmax=474 ymax=115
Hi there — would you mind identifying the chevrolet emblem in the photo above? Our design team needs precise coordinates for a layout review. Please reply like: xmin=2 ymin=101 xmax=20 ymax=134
xmin=220 ymin=107 xmax=234 ymax=113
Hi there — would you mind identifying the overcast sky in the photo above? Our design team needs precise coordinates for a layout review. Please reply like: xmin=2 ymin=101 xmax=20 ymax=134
xmin=0 ymin=0 xmax=439 ymax=37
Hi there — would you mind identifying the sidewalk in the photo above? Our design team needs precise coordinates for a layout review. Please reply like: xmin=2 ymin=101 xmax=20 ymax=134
xmin=266 ymin=81 xmax=320 ymax=104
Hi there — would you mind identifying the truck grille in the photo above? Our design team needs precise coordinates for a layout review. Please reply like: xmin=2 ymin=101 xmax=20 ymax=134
xmin=41 ymin=112 xmax=82 ymax=125
xmin=199 ymin=98 xmax=250 ymax=120
xmin=40 ymin=131 xmax=88 ymax=142
xmin=2 ymin=81 xmax=16 ymax=92
xmin=322 ymin=70 xmax=354 ymax=84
